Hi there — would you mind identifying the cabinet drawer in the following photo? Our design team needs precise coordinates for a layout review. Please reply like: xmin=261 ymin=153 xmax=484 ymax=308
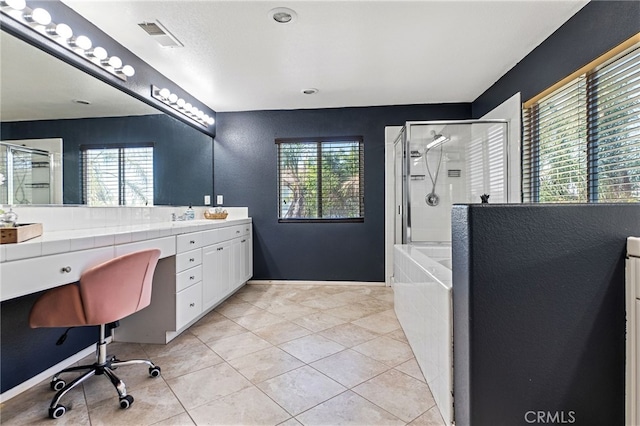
xmin=176 ymin=265 xmax=202 ymax=292
xmin=1 ymin=246 xmax=114 ymax=301
xmin=177 ymin=232 xmax=205 ymax=253
xmin=219 ymin=224 xmax=246 ymax=242
xmin=115 ymin=236 xmax=175 ymax=259
xmin=176 ymin=249 xmax=202 ymax=273
xmin=176 ymin=282 xmax=202 ymax=329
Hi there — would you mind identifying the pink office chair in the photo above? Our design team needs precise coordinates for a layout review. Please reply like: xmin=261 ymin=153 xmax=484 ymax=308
xmin=29 ymin=249 xmax=162 ymax=419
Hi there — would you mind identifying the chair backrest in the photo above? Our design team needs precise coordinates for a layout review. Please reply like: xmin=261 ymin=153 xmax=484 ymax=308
xmin=80 ymin=249 xmax=161 ymax=325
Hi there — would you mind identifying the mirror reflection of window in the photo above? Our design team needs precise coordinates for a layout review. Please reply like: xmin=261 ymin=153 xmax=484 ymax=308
xmin=81 ymin=144 xmax=154 ymax=206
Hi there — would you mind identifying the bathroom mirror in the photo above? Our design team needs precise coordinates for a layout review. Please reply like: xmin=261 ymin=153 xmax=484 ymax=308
xmin=0 ymin=30 xmax=213 ymax=206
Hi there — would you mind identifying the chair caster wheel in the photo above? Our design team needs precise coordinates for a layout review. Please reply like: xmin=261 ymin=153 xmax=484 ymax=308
xmin=149 ymin=366 xmax=161 ymax=377
xmin=49 ymin=405 xmax=66 ymax=419
xmin=50 ymin=379 xmax=66 ymax=391
xmin=119 ymin=395 xmax=134 ymax=409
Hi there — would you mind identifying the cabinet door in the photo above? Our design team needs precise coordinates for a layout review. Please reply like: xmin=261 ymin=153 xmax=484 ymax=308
xmin=231 ymin=238 xmax=242 ymax=290
xmin=202 ymin=241 xmax=231 ymax=310
xmin=242 ymin=232 xmax=253 ymax=283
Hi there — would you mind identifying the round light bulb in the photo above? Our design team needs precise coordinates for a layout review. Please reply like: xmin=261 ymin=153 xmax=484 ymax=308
xmin=121 ymin=65 xmax=135 ymax=77
xmin=159 ymin=88 xmax=171 ymax=99
xmin=168 ymin=93 xmax=178 ymax=103
xmin=207 ymin=117 xmax=215 ymax=125
xmin=73 ymin=35 xmax=92 ymax=51
xmin=184 ymin=102 xmax=192 ymax=112
xmin=191 ymin=107 xmax=199 ymax=116
xmin=46 ymin=23 xmax=73 ymax=39
xmin=88 ymin=46 xmax=108 ymax=60
xmin=197 ymin=110 xmax=205 ymax=119
xmin=203 ymin=114 xmax=210 ymax=122
xmin=25 ymin=7 xmax=51 ymax=25
xmin=2 ymin=0 xmax=26 ymax=11
xmin=176 ymin=99 xmax=185 ymax=108
xmin=106 ymin=56 xmax=122 ymax=68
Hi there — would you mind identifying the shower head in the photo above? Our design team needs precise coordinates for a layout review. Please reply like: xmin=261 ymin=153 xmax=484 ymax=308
xmin=426 ymin=132 xmax=450 ymax=150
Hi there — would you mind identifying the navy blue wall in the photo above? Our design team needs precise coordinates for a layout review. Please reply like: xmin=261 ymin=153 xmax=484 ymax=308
xmin=214 ymin=104 xmax=471 ymax=282
xmin=452 ymin=204 xmax=640 ymax=425
xmin=1 ymin=292 xmax=99 ymax=393
xmin=1 ymin=114 xmax=213 ymax=206
xmin=472 ymin=0 xmax=640 ymax=118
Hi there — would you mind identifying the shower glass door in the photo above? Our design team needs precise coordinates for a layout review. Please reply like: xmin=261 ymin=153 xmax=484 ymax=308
xmin=403 ymin=120 xmax=509 ymax=243
xmin=0 ymin=142 xmax=52 ymax=205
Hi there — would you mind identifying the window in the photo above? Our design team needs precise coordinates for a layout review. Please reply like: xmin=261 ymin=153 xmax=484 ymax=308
xmin=276 ymin=136 xmax=364 ymax=222
xmin=81 ymin=144 xmax=154 ymax=206
xmin=523 ymin=38 xmax=640 ymax=203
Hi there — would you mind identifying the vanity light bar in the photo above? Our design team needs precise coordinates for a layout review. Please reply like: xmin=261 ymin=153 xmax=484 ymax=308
xmin=0 ymin=1 xmax=135 ymax=81
xmin=151 ymin=85 xmax=214 ymax=127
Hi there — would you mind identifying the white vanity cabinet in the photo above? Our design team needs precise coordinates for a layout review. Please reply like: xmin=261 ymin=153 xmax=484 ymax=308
xmin=201 ymin=223 xmax=252 ymax=310
xmin=115 ymin=221 xmax=252 ymax=344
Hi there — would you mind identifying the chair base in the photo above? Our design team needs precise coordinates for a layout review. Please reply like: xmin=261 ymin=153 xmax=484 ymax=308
xmin=46 ymin=325 xmax=161 ymax=419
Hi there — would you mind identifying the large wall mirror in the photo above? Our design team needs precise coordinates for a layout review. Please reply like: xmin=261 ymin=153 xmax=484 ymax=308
xmin=0 ymin=29 xmax=213 ymax=206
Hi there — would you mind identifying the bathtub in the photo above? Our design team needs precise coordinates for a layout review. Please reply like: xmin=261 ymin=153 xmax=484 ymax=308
xmin=393 ymin=243 xmax=453 ymax=426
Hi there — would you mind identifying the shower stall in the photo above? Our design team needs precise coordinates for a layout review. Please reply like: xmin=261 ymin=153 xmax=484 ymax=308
xmin=392 ymin=119 xmax=510 ymax=426
xmin=0 ymin=142 xmax=54 ymax=205
xmin=395 ymin=120 xmax=510 ymax=244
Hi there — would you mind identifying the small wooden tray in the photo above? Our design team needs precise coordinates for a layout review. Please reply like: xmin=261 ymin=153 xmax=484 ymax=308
xmin=204 ymin=212 xmax=228 ymax=220
xmin=0 ymin=223 xmax=43 ymax=244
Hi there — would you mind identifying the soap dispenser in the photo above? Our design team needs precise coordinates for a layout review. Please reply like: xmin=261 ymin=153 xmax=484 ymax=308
xmin=185 ymin=204 xmax=195 ymax=220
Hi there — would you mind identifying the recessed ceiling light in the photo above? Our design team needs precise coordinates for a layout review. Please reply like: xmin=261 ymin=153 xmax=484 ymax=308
xmin=301 ymin=88 xmax=318 ymax=95
xmin=268 ymin=7 xmax=297 ymax=24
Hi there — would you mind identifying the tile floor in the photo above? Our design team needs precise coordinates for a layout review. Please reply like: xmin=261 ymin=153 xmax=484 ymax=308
xmin=0 ymin=284 xmax=445 ymax=426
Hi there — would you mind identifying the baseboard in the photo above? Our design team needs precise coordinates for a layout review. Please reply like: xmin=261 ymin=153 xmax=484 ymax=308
xmin=247 ymin=280 xmax=387 ymax=287
xmin=0 ymin=338 xmax=109 ymax=403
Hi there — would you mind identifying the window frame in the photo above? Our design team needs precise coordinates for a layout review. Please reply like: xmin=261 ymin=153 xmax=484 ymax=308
xmin=522 ymin=34 xmax=640 ymax=203
xmin=276 ymin=136 xmax=365 ymax=223
xmin=80 ymin=142 xmax=154 ymax=206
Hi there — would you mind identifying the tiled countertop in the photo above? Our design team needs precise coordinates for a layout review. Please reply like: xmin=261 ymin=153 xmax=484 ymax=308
xmin=0 ymin=218 xmax=251 ymax=263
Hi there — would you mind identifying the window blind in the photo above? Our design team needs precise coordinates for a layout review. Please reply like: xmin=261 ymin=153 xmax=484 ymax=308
xmin=523 ymin=41 xmax=639 ymax=203
xmin=276 ymin=137 xmax=364 ymax=221
xmin=467 ymin=123 xmax=507 ymax=203
xmin=81 ymin=145 xmax=153 ymax=206
xmin=588 ymin=47 xmax=640 ymax=202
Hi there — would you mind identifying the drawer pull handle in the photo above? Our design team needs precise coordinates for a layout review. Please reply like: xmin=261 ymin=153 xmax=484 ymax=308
xmin=189 ymin=258 xmax=195 ymax=262
xmin=241 ymin=239 xmax=246 ymax=243
xmin=190 ymin=276 xmax=195 ymax=280
xmin=190 ymin=240 xmax=195 ymax=244
xmin=61 ymin=266 xmax=72 ymax=273
xmin=189 ymin=303 xmax=195 ymax=307
xmin=236 ymin=230 xmax=240 ymax=234
xmin=217 ymin=247 xmax=223 ymax=251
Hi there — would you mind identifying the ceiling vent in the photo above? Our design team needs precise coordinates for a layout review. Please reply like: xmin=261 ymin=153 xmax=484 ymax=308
xmin=138 ymin=20 xmax=183 ymax=48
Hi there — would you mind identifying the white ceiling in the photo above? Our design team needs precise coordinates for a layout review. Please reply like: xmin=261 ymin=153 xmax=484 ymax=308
xmin=61 ymin=0 xmax=589 ymax=113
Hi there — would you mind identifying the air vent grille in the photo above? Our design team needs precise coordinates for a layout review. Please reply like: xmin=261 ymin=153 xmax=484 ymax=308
xmin=448 ymin=169 xmax=461 ymax=178
xmin=137 ymin=20 xmax=184 ymax=48
xmin=138 ymin=22 xmax=166 ymax=36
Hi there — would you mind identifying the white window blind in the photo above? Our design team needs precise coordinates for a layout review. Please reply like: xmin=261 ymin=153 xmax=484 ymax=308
xmin=523 ymin=42 xmax=639 ymax=203
xmin=81 ymin=145 xmax=153 ymax=206
xmin=589 ymin=46 xmax=640 ymax=201
xmin=276 ymin=137 xmax=364 ymax=221
xmin=467 ymin=123 xmax=507 ymax=203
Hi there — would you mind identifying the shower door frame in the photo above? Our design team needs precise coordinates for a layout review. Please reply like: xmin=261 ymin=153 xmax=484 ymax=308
xmin=402 ymin=119 xmax=510 ymax=244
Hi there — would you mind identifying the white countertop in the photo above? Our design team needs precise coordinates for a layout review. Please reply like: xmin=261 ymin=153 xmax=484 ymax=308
xmin=0 ymin=218 xmax=251 ymax=263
